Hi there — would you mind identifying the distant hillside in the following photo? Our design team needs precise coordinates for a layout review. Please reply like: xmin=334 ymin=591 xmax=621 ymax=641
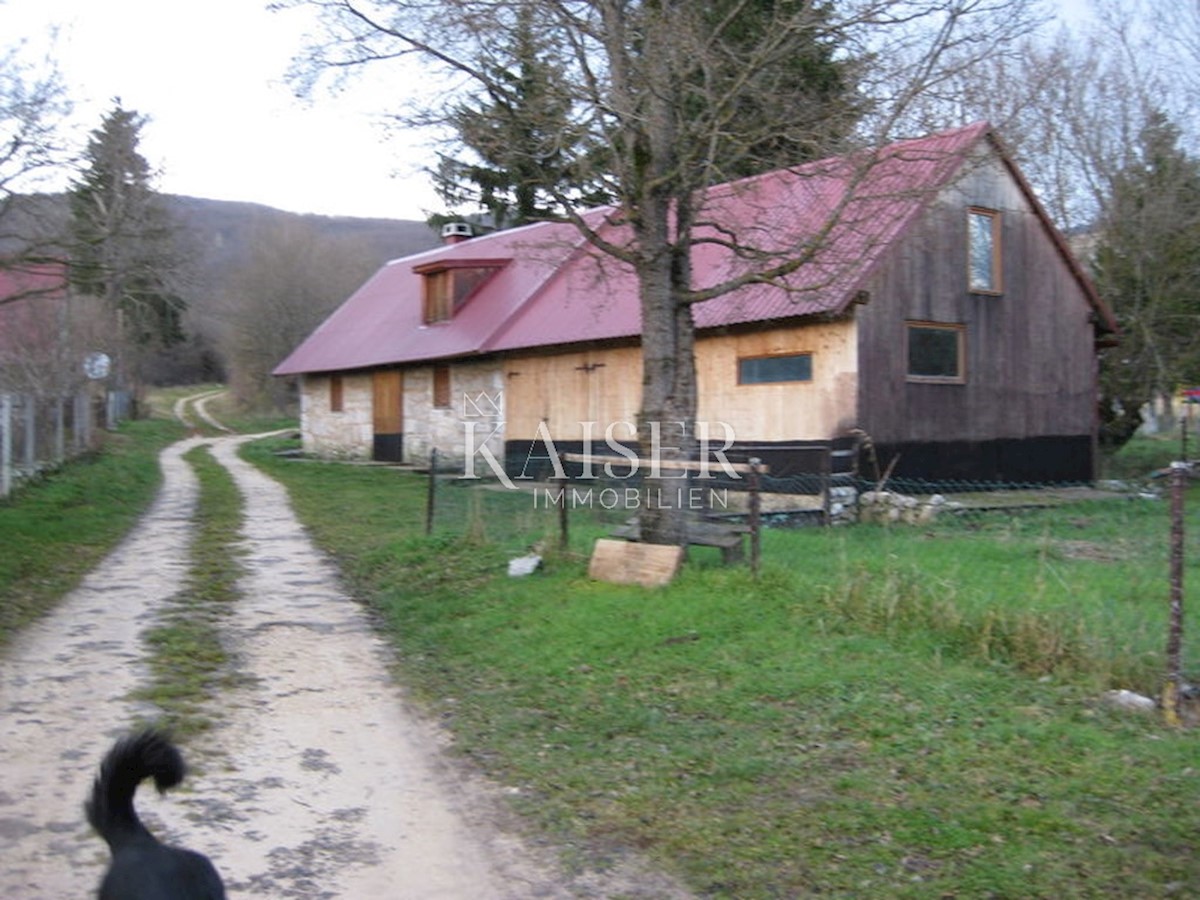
xmin=166 ymin=195 xmax=441 ymax=272
xmin=1 ymin=193 xmax=444 ymax=386
xmin=3 ymin=192 xmax=441 ymax=272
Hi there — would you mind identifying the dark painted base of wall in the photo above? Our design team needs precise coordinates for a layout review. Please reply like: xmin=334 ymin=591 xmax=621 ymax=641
xmin=870 ymin=434 xmax=1095 ymax=485
xmin=502 ymin=433 xmax=1095 ymax=489
xmin=374 ymin=432 xmax=403 ymax=463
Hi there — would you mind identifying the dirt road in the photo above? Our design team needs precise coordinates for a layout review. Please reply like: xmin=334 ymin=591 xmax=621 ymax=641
xmin=0 ymin=427 xmax=689 ymax=898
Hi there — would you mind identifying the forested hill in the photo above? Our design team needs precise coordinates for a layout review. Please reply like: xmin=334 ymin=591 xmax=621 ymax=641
xmin=165 ymin=195 xmax=440 ymax=271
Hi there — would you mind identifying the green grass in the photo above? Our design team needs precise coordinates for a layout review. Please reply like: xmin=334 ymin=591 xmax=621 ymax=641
xmin=243 ymin=434 xmax=1200 ymax=898
xmin=0 ymin=387 xmax=286 ymax=731
xmin=136 ymin=444 xmax=245 ymax=737
xmin=0 ymin=415 xmax=186 ymax=647
xmin=1101 ymin=432 xmax=1192 ymax=480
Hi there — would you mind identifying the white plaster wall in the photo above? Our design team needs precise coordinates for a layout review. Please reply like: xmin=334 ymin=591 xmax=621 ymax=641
xmin=403 ymin=361 xmax=506 ymax=470
xmin=299 ymin=373 xmax=374 ymax=459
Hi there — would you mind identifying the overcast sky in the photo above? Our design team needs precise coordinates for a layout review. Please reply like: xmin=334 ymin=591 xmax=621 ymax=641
xmin=1 ymin=0 xmax=443 ymax=220
xmin=2 ymin=0 xmax=1091 ymax=223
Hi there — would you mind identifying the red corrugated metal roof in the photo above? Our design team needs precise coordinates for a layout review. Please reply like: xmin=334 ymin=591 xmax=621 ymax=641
xmin=275 ymin=123 xmax=1106 ymax=376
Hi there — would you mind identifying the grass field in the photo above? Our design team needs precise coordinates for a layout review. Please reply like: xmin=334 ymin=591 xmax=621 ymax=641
xmin=0 ymin=414 xmax=186 ymax=646
xmin=2 ymin=406 xmax=1196 ymax=897
xmin=242 ymin=434 xmax=1199 ymax=899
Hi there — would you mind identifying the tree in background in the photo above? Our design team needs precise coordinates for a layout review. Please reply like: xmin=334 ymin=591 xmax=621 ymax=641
xmin=688 ymin=0 xmax=863 ymax=178
xmin=1092 ymin=111 xmax=1200 ymax=446
xmin=429 ymin=3 xmax=609 ymax=230
xmin=0 ymin=37 xmax=72 ymax=298
xmin=216 ymin=217 xmax=383 ymax=410
xmin=68 ymin=102 xmax=186 ymax=400
xmin=288 ymin=0 xmax=1040 ymax=543
xmin=430 ymin=0 xmax=860 ymax=232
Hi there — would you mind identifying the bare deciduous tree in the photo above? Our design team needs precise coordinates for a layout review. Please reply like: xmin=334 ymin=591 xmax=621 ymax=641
xmin=0 ymin=36 xmax=73 ymax=303
xmin=217 ymin=217 xmax=383 ymax=410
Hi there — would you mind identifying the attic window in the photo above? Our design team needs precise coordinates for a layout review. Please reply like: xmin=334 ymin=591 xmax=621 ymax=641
xmin=415 ymin=259 xmax=507 ymax=324
xmin=967 ymin=207 xmax=1002 ymax=293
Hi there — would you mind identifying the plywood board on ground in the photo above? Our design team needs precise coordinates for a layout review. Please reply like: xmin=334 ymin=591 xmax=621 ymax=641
xmin=588 ymin=538 xmax=683 ymax=588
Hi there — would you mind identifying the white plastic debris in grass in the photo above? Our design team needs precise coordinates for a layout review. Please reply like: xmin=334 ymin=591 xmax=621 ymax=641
xmin=507 ymin=554 xmax=543 ymax=577
xmin=1102 ymin=689 xmax=1157 ymax=711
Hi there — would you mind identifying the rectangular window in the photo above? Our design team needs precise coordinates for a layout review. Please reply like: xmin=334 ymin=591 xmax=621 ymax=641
xmin=423 ymin=271 xmax=452 ymax=323
xmin=907 ymin=323 xmax=965 ymax=382
xmin=738 ymin=353 xmax=813 ymax=385
xmin=418 ymin=263 xmax=503 ymax=324
xmin=330 ymin=374 xmax=344 ymax=412
xmin=967 ymin=207 xmax=1001 ymax=293
xmin=432 ymin=364 xmax=451 ymax=408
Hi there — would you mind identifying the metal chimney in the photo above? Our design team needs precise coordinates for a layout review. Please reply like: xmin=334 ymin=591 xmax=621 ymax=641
xmin=441 ymin=222 xmax=473 ymax=244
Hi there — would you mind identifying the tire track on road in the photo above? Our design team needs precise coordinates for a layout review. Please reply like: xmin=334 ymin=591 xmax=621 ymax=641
xmin=0 ymin=438 xmax=207 ymax=898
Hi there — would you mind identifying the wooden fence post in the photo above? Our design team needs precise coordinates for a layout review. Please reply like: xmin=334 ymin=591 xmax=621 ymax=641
xmin=54 ymin=396 xmax=65 ymax=462
xmin=1162 ymin=461 xmax=1187 ymax=726
xmin=426 ymin=447 xmax=438 ymax=536
xmin=557 ymin=474 xmax=569 ymax=551
xmin=820 ymin=443 xmax=833 ymax=526
xmin=749 ymin=458 xmax=762 ymax=575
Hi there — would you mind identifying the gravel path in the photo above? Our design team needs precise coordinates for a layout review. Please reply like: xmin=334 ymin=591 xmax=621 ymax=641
xmin=1 ymin=424 xmax=690 ymax=898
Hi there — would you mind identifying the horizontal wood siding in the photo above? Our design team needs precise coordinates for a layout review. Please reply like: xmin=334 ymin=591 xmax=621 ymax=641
xmin=696 ymin=322 xmax=858 ymax=442
xmin=856 ymin=149 xmax=1098 ymax=455
xmin=503 ymin=321 xmax=858 ymax=444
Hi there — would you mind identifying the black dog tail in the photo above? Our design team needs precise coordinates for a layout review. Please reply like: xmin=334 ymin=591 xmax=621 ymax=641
xmin=86 ymin=730 xmax=186 ymax=852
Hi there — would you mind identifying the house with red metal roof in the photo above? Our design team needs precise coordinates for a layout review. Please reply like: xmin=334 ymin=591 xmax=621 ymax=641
xmin=274 ymin=123 xmax=1116 ymax=485
xmin=0 ymin=265 xmax=73 ymax=392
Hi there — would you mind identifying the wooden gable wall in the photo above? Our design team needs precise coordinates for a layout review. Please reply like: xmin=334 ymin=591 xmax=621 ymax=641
xmin=853 ymin=146 xmax=1100 ymax=482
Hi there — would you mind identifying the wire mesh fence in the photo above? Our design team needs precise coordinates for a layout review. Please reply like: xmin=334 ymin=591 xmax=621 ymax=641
xmin=419 ymin=439 xmax=1193 ymax=548
xmin=415 ymin=442 xmax=1194 ymax=693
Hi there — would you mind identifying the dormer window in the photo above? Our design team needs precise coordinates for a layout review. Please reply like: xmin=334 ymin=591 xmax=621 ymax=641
xmin=424 ymin=270 xmax=454 ymax=323
xmin=414 ymin=258 xmax=507 ymax=324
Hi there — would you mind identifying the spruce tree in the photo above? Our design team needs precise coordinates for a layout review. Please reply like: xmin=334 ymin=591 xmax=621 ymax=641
xmin=1094 ymin=111 xmax=1200 ymax=446
xmin=432 ymin=1 xmax=861 ymax=231
xmin=68 ymin=103 xmax=184 ymax=366
xmin=431 ymin=4 xmax=609 ymax=230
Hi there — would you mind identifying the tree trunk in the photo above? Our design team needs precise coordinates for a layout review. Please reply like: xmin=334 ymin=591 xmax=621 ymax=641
xmin=635 ymin=210 xmax=698 ymax=546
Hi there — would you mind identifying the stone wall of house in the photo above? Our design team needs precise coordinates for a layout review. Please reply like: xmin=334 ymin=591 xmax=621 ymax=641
xmin=404 ymin=361 xmax=506 ymax=471
xmin=300 ymin=373 xmax=374 ymax=459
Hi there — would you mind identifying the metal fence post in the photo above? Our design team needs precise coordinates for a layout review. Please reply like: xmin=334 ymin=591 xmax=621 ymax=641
xmin=1163 ymin=461 xmax=1187 ymax=726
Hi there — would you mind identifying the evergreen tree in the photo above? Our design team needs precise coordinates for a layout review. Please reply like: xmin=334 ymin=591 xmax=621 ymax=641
xmin=690 ymin=0 xmax=862 ymax=178
xmin=1094 ymin=111 xmax=1200 ymax=446
xmin=432 ymin=1 xmax=860 ymax=231
xmin=68 ymin=103 xmax=184 ymax=364
xmin=430 ymin=4 xmax=609 ymax=230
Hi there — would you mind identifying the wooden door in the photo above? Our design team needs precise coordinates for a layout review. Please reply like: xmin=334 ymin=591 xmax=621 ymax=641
xmin=372 ymin=370 xmax=403 ymax=462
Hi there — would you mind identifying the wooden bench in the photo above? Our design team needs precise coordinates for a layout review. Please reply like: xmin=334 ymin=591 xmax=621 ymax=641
xmin=555 ymin=452 xmax=769 ymax=571
xmin=610 ymin=516 xmax=750 ymax=563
